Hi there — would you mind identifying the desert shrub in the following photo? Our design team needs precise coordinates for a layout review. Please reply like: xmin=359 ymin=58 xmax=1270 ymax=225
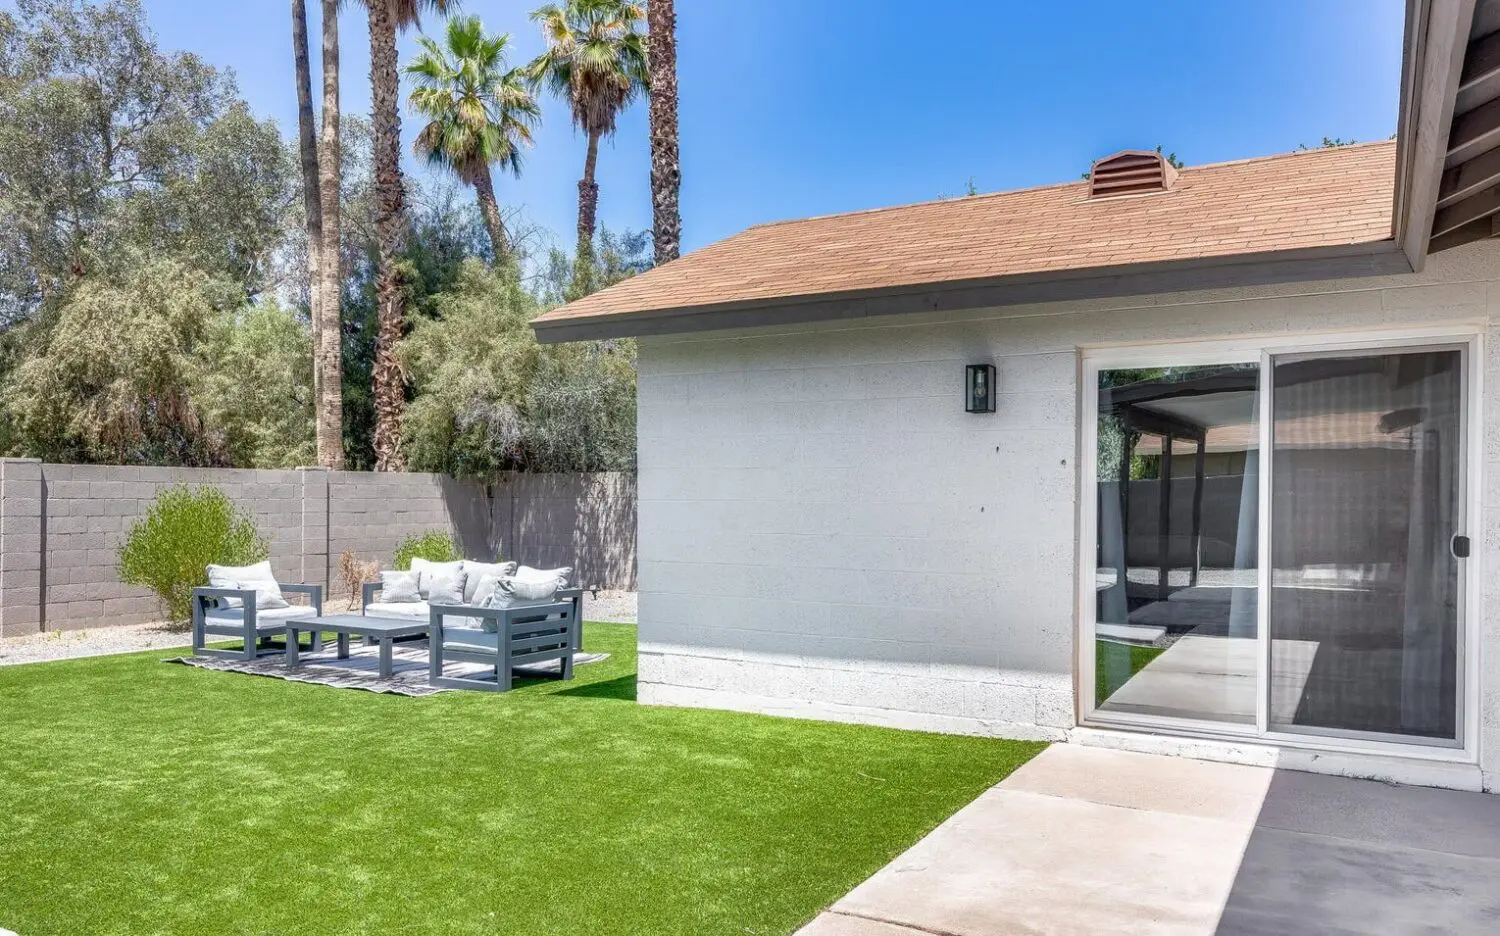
xmin=118 ymin=485 xmax=267 ymax=624
xmin=338 ymin=550 xmax=380 ymax=607
xmin=392 ymin=530 xmax=461 ymax=571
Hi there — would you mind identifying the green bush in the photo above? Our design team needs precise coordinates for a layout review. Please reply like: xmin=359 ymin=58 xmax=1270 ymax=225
xmin=392 ymin=530 xmax=461 ymax=571
xmin=118 ymin=485 xmax=268 ymax=624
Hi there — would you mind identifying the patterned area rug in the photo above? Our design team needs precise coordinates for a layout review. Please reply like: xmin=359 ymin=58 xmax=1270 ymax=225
xmin=165 ymin=639 xmax=608 ymax=697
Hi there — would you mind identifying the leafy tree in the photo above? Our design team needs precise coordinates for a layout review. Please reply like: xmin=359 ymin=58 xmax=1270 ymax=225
xmin=537 ymin=226 xmax=653 ymax=306
xmin=337 ymin=126 xmax=494 ymax=469
xmin=524 ymin=339 xmax=637 ymax=471
xmin=528 ymin=0 xmax=649 ymax=292
xmin=3 ymin=259 xmax=235 ymax=465
xmin=191 ymin=300 xmax=316 ymax=469
xmin=0 ymin=0 xmax=294 ymax=319
xmin=399 ymin=260 xmax=541 ymax=476
xmin=408 ymin=15 xmax=540 ymax=263
xmin=397 ymin=257 xmax=640 ymax=475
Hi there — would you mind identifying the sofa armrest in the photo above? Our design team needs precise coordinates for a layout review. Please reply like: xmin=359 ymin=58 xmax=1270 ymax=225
xmin=192 ymin=586 xmax=257 ymax=610
xmin=281 ymin=583 xmax=323 ymax=614
xmin=427 ymin=603 xmax=494 ymax=633
xmin=191 ymin=587 xmax=258 ymax=642
xmin=361 ymin=581 xmax=383 ymax=612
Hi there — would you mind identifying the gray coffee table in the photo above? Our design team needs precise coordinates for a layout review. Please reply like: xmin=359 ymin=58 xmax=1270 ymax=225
xmin=284 ymin=614 xmax=429 ymax=678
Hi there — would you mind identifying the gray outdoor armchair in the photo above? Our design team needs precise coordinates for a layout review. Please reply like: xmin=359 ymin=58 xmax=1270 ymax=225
xmin=191 ymin=584 xmax=324 ymax=661
xmin=427 ymin=587 xmax=583 ymax=691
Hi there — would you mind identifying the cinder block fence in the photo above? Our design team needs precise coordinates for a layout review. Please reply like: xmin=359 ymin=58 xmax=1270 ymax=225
xmin=0 ymin=459 xmax=636 ymax=637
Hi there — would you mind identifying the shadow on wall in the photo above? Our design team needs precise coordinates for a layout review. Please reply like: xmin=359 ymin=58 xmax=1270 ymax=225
xmin=492 ymin=473 xmax=637 ymax=589
xmin=439 ymin=474 xmax=496 ymax=561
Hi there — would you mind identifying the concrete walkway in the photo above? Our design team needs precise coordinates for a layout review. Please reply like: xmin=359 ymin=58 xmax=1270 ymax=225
xmin=798 ymin=745 xmax=1500 ymax=935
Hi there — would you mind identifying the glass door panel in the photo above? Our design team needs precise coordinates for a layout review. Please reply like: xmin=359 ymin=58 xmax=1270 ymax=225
xmin=1268 ymin=348 xmax=1464 ymax=742
xmin=1094 ymin=363 xmax=1261 ymax=724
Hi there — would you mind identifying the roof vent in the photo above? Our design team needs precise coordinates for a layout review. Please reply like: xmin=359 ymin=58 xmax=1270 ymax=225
xmin=1088 ymin=149 xmax=1179 ymax=198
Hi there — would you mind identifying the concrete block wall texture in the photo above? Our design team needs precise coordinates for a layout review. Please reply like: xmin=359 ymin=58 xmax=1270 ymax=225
xmin=0 ymin=458 xmax=44 ymax=638
xmin=496 ymin=472 xmax=638 ymax=589
xmin=0 ymin=465 xmax=636 ymax=634
xmin=633 ymin=239 xmax=1500 ymax=787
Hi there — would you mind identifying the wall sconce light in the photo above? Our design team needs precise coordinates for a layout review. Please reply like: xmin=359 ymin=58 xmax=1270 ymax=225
xmin=966 ymin=364 xmax=996 ymax=413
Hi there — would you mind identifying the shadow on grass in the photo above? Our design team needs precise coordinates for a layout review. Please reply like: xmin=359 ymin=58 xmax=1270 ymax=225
xmin=557 ymin=674 xmax=637 ymax=701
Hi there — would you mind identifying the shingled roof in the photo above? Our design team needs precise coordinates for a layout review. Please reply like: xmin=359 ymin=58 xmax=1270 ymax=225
xmin=533 ymin=141 xmax=1400 ymax=340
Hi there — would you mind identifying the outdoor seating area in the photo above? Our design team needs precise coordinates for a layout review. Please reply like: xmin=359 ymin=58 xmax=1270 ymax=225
xmin=189 ymin=557 xmax=583 ymax=692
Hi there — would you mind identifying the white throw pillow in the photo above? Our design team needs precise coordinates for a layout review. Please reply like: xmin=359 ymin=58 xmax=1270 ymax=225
xmin=409 ymin=558 xmax=464 ymax=599
xmin=379 ymin=570 xmax=421 ymax=603
xmin=489 ymin=574 xmax=565 ymax=608
xmin=514 ymin=565 xmax=572 ymax=587
xmin=237 ymin=578 xmax=289 ymax=611
xmin=207 ymin=560 xmax=277 ymax=609
xmin=425 ymin=571 xmax=466 ymax=606
xmin=468 ymin=573 xmax=505 ymax=608
xmin=460 ymin=561 xmax=517 ymax=603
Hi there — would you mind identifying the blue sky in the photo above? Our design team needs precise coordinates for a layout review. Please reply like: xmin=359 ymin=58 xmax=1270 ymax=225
xmin=130 ymin=0 xmax=1404 ymax=254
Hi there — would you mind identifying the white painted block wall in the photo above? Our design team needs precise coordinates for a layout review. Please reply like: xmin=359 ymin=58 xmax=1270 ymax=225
xmin=635 ymin=240 xmax=1500 ymax=790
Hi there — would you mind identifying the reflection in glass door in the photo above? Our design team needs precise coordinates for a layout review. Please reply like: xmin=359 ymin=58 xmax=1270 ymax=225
xmin=1088 ymin=338 xmax=1470 ymax=749
xmin=1094 ymin=363 xmax=1261 ymax=724
xmin=1269 ymin=348 xmax=1464 ymax=742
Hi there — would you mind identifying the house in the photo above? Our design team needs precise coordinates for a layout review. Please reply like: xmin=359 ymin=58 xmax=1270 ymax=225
xmin=533 ymin=1 xmax=1500 ymax=793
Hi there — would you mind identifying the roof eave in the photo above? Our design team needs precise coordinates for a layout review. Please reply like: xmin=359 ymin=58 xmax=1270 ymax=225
xmin=531 ymin=239 xmax=1412 ymax=343
xmin=1393 ymin=0 xmax=1481 ymax=270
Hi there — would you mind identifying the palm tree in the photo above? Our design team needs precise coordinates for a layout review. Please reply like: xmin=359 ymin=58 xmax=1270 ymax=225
xmin=528 ymin=0 xmax=648 ymax=283
xmin=315 ymin=0 xmax=344 ymax=469
xmin=646 ymin=0 xmax=679 ymax=265
xmin=366 ymin=0 xmax=451 ymax=473
xmin=407 ymin=16 xmax=540 ymax=263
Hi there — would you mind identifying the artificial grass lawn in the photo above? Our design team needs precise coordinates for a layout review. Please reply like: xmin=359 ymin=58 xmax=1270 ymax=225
xmin=1095 ymin=638 xmax=1166 ymax=705
xmin=0 ymin=623 xmax=1043 ymax=936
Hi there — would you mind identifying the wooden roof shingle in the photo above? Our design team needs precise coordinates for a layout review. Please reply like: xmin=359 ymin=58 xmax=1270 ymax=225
xmin=533 ymin=141 xmax=1397 ymax=330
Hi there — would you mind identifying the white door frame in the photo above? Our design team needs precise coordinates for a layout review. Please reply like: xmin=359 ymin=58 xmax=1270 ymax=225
xmin=1076 ymin=324 xmax=1483 ymax=765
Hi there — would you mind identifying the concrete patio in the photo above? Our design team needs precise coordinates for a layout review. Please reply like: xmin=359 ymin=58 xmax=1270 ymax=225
xmin=797 ymin=745 xmax=1500 ymax=935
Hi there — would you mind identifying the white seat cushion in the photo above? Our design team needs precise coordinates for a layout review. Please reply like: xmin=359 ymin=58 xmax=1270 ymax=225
xmin=205 ymin=605 xmax=313 ymax=624
xmin=364 ymin=600 xmax=431 ymax=619
xmin=366 ymin=600 xmax=483 ymax=629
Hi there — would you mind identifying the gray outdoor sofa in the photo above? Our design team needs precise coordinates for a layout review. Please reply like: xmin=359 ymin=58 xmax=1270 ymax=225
xmin=360 ymin=561 xmax=584 ymax=691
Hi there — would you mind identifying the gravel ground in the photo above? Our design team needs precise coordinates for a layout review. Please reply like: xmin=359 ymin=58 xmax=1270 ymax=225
xmin=0 ymin=590 xmax=638 ymax=667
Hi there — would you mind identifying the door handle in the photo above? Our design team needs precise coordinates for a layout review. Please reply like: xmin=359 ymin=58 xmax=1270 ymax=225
xmin=1451 ymin=534 xmax=1471 ymax=559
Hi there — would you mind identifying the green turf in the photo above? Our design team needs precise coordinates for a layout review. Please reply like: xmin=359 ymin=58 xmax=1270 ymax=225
xmin=0 ymin=623 xmax=1043 ymax=936
xmin=1094 ymin=638 xmax=1166 ymax=705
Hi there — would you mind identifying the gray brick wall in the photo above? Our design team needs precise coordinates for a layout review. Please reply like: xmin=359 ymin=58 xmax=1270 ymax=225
xmin=496 ymin=473 xmax=637 ymax=589
xmin=0 ymin=464 xmax=636 ymax=634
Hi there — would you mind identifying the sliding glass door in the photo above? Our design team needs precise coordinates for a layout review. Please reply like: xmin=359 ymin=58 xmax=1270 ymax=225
xmin=1268 ymin=348 xmax=1464 ymax=741
xmin=1086 ymin=336 xmax=1470 ymax=749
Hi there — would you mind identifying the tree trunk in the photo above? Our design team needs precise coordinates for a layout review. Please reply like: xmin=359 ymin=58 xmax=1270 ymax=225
xmin=570 ymin=129 xmax=601 ymax=296
xmin=369 ymin=0 xmax=407 ymax=473
xmin=472 ymin=166 xmax=508 ymax=263
xmin=292 ymin=0 xmax=323 ymax=407
xmin=647 ymin=0 xmax=681 ymax=265
xmin=315 ymin=0 xmax=345 ymax=469
xmin=577 ymin=129 xmax=601 ymax=257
